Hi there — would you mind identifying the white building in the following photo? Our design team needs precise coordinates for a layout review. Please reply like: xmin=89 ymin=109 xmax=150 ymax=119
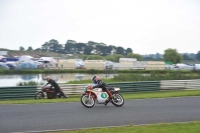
xmin=118 ymin=58 xmax=137 ymax=70
xmin=145 ymin=61 xmax=165 ymax=70
xmin=84 ymin=60 xmax=105 ymax=70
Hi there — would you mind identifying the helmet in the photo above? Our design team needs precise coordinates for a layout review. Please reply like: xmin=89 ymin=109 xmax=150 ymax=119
xmin=44 ymin=76 xmax=51 ymax=81
xmin=92 ymin=75 xmax=99 ymax=84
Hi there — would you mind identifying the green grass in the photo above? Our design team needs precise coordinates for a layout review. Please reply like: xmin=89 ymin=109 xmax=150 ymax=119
xmin=0 ymin=96 xmax=80 ymax=104
xmin=67 ymin=73 xmax=200 ymax=84
xmin=0 ymin=90 xmax=200 ymax=104
xmin=45 ymin=121 xmax=200 ymax=133
xmin=1 ymin=69 xmax=200 ymax=75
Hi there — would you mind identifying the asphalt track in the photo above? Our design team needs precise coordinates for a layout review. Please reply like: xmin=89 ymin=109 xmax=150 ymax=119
xmin=1 ymin=96 xmax=200 ymax=133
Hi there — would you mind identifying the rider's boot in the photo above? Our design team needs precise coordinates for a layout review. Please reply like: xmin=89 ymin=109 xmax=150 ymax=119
xmin=63 ymin=95 xmax=68 ymax=98
xmin=104 ymin=90 xmax=113 ymax=105
xmin=105 ymin=96 xmax=113 ymax=105
xmin=60 ymin=91 xmax=68 ymax=98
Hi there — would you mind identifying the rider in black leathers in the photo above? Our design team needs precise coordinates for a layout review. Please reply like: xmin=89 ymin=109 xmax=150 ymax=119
xmin=92 ymin=75 xmax=113 ymax=105
xmin=45 ymin=76 xmax=68 ymax=98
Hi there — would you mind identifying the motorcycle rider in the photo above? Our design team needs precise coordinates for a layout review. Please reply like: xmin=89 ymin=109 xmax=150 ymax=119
xmin=44 ymin=76 xmax=68 ymax=98
xmin=92 ymin=75 xmax=113 ymax=105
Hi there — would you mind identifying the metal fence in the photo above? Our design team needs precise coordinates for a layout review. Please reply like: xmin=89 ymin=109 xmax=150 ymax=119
xmin=0 ymin=86 xmax=37 ymax=100
xmin=107 ymin=81 xmax=160 ymax=93
xmin=160 ymin=79 xmax=200 ymax=90
xmin=36 ymin=81 xmax=160 ymax=95
xmin=0 ymin=79 xmax=200 ymax=100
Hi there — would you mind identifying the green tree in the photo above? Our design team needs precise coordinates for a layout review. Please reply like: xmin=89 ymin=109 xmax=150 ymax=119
xmin=155 ymin=53 xmax=161 ymax=59
xmin=87 ymin=41 xmax=97 ymax=46
xmin=182 ymin=54 xmax=192 ymax=60
xmin=35 ymin=48 xmax=41 ymax=51
xmin=163 ymin=48 xmax=182 ymax=64
xmin=95 ymin=45 xmax=111 ymax=56
xmin=84 ymin=46 xmax=93 ymax=55
xmin=196 ymin=51 xmax=200 ymax=61
xmin=49 ymin=39 xmax=60 ymax=52
xmin=116 ymin=47 xmax=125 ymax=55
xmin=55 ymin=44 xmax=63 ymax=52
xmin=41 ymin=40 xmax=62 ymax=52
xmin=27 ymin=46 xmax=33 ymax=51
xmin=86 ymin=55 xmax=103 ymax=60
xmin=41 ymin=42 xmax=49 ymax=51
xmin=75 ymin=43 xmax=86 ymax=54
xmin=109 ymin=45 xmax=117 ymax=54
xmin=125 ymin=48 xmax=133 ymax=56
xmin=95 ymin=44 xmax=104 ymax=55
xmin=106 ymin=54 xmax=125 ymax=62
xmin=127 ymin=53 xmax=142 ymax=61
xmin=105 ymin=45 xmax=114 ymax=55
xmin=19 ymin=46 xmax=25 ymax=51
xmin=82 ymin=55 xmax=89 ymax=60
xmin=65 ymin=40 xmax=77 ymax=54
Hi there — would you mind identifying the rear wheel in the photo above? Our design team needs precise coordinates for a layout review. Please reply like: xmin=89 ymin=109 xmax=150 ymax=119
xmin=81 ymin=94 xmax=95 ymax=108
xmin=111 ymin=93 xmax=124 ymax=107
xmin=35 ymin=92 xmax=45 ymax=99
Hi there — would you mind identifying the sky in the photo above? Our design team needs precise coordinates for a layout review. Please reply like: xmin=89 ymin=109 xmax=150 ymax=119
xmin=0 ymin=0 xmax=200 ymax=55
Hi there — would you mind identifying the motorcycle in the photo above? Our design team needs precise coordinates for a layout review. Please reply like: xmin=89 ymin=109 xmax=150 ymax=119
xmin=81 ymin=84 xmax=125 ymax=108
xmin=35 ymin=85 xmax=65 ymax=99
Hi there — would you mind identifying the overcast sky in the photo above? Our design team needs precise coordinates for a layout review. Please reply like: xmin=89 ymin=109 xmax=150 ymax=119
xmin=0 ymin=0 xmax=200 ymax=54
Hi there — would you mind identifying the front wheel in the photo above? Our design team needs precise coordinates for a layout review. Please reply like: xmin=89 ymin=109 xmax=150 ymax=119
xmin=35 ymin=92 xmax=45 ymax=99
xmin=111 ymin=93 xmax=124 ymax=107
xmin=81 ymin=94 xmax=95 ymax=108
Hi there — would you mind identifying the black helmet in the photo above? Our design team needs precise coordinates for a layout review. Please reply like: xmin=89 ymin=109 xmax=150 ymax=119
xmin=92 ymin=75 xmax=99 ymax=84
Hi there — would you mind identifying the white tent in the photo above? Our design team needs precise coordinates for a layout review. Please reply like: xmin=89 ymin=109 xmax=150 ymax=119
xmin=75 ymin=60 xmax=84 ymax=68
xmin=103 ymin=61 xmax=114 ymax=69
xmin=18 ymin=55 xmax=34 ymax=63
xmin=0 ymin=55 xmax=5 ymax=59
xmin=0 ymin=62 xmax=9 ymax=70
xmin=174 ymin=63 xmax=194 ymax=70
xmin=195 ymin=64 xmax=200 ymax=70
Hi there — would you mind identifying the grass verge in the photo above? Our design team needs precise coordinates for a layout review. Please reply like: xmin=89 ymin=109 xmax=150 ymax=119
xmin=0 ymin=69 xmax=200 ymax=75
xmin=45 ymin=121 xmax=200 ymax=133
xmin=0 ymin=90 xmax=200 ymax=104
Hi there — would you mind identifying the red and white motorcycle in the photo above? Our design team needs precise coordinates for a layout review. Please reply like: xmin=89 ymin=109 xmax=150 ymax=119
xmin=81 ymin=84 xmax=124 ymax=108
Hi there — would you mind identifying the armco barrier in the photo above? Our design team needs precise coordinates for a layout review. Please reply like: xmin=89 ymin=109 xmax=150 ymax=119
xmin=0 ymin=86 xmax=37 ymax=100
xmin=107 ymin=81 xmax=160 ymax=93
xmin=160 ymin=79 xmax=200 ymax=90
xmin=36 ymin=81 xmax=161 ymax=96
xmin=1 ymin=79 xmax=200 ymax=100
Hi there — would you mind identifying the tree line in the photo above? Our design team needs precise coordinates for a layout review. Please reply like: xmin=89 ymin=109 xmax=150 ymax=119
xmin=19 ymin=39 xmax=200 ymax=63
xmin=20 ymin=39 xmax=133 ymax=56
